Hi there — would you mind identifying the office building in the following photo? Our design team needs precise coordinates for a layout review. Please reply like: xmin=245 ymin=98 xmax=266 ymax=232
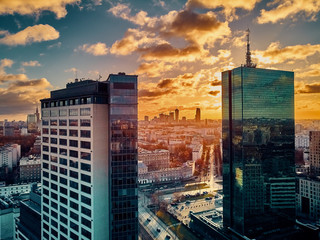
xmin=0 ymin=144 xmax=21 ymax=171
xmin=15 ymin=183 xmax=41 ymax=240
xmin=310 ymin=131 xmax=320 ymax=175
xmin=40 ymin=73 xmax=138 ymax=240
xmin=175 ymin=108 xmax=179 ymax=122
xmin=195 ymin=108 xmax=201 ymax=122
xmin=222 ymin=30 xmax=296 ymax=239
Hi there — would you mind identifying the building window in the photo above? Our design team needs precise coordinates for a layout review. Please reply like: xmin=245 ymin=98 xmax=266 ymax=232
xmin=69 ymin=159 xmax=78 ymax=169
xmin=70 ymin=180 xmax=78 ymax=189
xmin=81 ymin=206 xmax=91 ymax=217
xmin=69 ymin=130 xmax=78 ymax=137
xmin=42 ymin=128 xmax=49 ymax=134
xmin=59 ymin=129 xmax=67 ymax=136
xmin=70 ymin=170 xmax=78 ymax=179
xmin=80 ymin=119 xmax=91 ymax=127
xmin=81 ymin=174 xmax=91 ymax=183
xmin=50 ymin=138 xmax=57 ymax=144
xmin=43 ymin=145 xmax=49 ymax=152
xmin=70 ymin=211 xmax=79 ymax=221
xmin=50 ymin=119 xmax=57 ymax=126
xmin=80 ymin=108 xmax=91 ymax=116
xmin=81 ymin=163 xmax=91 ymax=172
xmin=59 ymin=139 xmax=67 ymax=146
xmin=81 ymin=228 xmax=91 ymax=239
xmin=70 ymin=191 xmax=79 ymax=200
xmin=43 ymin=163 xmax=49 ymax=170
xmin=51 ymin=155 xmax=58 ymax=163
xmin=59 ymin=148 xmax=67 ymax=156
xmin=60 ymin=206 xmax=68 ymax=216
xmin=80 ymin=130 xmax=91 ymax=138
xmin=69 ymin=119 xmax=78 ymax=126
xmin=59 ymin=177 xmax=67 ymax=185
xmin=69 ymin=140 xmax=78 ymax=147
xmin=50 ymin=147 xmax=57 ymax=153
xmin=50 ymin=128 xmax=57 ymax=135
xmin=51 ymin=165 xmax=57 ymax=172
xmin=50 ymin=110 xmax=58 ymax=117
xmin=59 ymin=109 xmax=67 ymax=116
xmin=81 ymin=185 xmax=91 ymax=194
xmin=43 ymin=137 xmax=49 ymax=143
xmin=69 ymin=150 xmax=78 ymax=158
xmin=81 ymin=141 xmax=91 ymax=149
xmin=42 ymin=120 xmax=49 ymax=126
xmin=69 ymin=109 xmax=78 ymax=116
xmin=59 ymin=158 xmax=67 ymax=166
xmin=81 ymin=217 xmax=91 ymax=228
xmin=59 ymin=119 xmax=67 ymax=126
xmin=81 ymin=195 xmax=91 ymax=206
xmin=59 ymin=167 xmax=67 ymax=176
xmin=81 ymin=152 xmax=91 ymax=161
xmin=42 ymin=110 xmax=49 ymax=117
xmin=60 ymin=186 xmax=67 ymax=195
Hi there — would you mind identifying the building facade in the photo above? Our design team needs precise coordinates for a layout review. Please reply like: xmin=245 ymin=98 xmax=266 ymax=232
xmin=0 ymin=144 xmax=21 ymax=170
xmin=222 ymin=67 xmax=296 ymax=239
xmin=19 ymin=156 xmax=41 ymax=183
xmin=40 ymin=73 xmax=138 ymax=240
xmin=138 ymin=148 xmax=170 ymax=171
xmin=310 ymin=131 xmax=320 ymax=175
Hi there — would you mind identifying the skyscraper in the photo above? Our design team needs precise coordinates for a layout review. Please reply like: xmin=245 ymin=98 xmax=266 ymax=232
xmin=222 ymin=66 xmax=296 ymax=239
xmin=222 ymin=30 xmax=296 ymax=239
xmin=175 ymin=108 xmax=179 ymax=122
xmin=40 ymin=73 xmax=138 ymax=240
xmin=195 ymin=108 xmax=201 ymax=122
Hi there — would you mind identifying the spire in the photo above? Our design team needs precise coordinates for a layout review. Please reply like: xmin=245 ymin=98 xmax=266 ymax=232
xmin=244 ymin=29 xmax=256 ymax=68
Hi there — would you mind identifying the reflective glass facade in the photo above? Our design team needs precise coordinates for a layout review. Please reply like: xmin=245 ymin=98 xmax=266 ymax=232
xmin=109 ymin=75 xmax=138 ymax=240
xmin=222 ymin=67 xmax=295 ymax=238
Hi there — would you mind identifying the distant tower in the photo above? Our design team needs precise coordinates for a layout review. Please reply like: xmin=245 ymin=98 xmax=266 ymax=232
xmin=35 ymin=106 xmax=40 ymax=123
xmin=195 ymin=108 xmax=201 ymax=122
xmin=144 ymin=116 xmax=149 ymax=122
xmin=244 ymin=29 xmax=256 ymax=68
xmin=169 ymin=112 xmax=174 ymax=122
xmin=175 ymin=108 xmax=179 ymax=122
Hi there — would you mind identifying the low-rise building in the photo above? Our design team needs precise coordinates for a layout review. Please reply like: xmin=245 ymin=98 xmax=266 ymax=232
xmin=0 ymin=183 xmax=38 ymax=197
xmin=138 ymin=164 xmax=192 ymax=184
xmin=19 ymin=156 xmax=41 ymax=183
xmin=0 ymin=196 xmax=20 ymax=240
xmin=138 ymin=148 xmax=170 ymax=171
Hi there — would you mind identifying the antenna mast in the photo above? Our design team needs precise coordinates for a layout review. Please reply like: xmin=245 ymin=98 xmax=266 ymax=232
xmin=244 ymin=29 xmax=256 ymax=68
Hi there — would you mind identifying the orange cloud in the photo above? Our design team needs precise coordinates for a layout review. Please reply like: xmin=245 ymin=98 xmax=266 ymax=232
xmin=257 ymin=0 xmax=320 ymax=24
xmin=185 ymin=0 xmax=260 ymax=20
xmin=0 ymin=0 xmax=79 ymax=19
xmin=0 ymin=58 xmax=52 ymax=116
xmin=253 ymin=42 xmax=320 ymax=64
xmin=0 ymin=24 xmax=59 ymax=46
xmin=77 ymin=42 xmax=109 ymax=56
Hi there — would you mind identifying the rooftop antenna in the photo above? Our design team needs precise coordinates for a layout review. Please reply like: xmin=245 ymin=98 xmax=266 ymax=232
xmin=75 ymin=69 xmax=79 ymax=82
xmin=244 ymin=29 xmax=256 ymax=68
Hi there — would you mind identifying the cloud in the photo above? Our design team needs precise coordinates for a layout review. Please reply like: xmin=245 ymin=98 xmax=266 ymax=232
xmin=210 ymin=80 xmax=221 ymax=86
xmin=136 ymin=61 xmax=174 ymax=78
xmin=208 ymin=90 xmax=220 ymax=96
xmin=257 ymin=0 xmax=320 ymax=24
xmin=297 ymin=83 xmax=320 ymax=94
xmin=0 ymin=24 xmax=59 ymax=46
xmin=48 ymin=41 xmax=62 ymax=49
xmin=77 ymin=42 xmax=109 ymax=56
xmin=253 ymin=42 xmax=320 ymax=64
xmin=185 ymin=0 xmax=260 ymax=20
xmin=22 ymin=60 xmax=41 ymax=67
xmin=109 ymin=4 xmax=231 ymax=62
xmin=0 ymin=58 xmax=52 ymax=116
xmin=0 ymin=0 xmax=79 ymax=19
xmin=157 ymin=79 xmax=174 ymax=88
xmin=139 ymin=88 xmax=176 ymax=99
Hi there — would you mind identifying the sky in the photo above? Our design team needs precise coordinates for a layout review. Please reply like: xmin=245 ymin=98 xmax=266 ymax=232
xmin=0 ymin=0 xmax=319 ymax=121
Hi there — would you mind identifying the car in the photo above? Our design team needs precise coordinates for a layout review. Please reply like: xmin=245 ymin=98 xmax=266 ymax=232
xmin=205 ymin=197 xmax=212 ymax=200
xmin=165 ymin=235 xmax=171 ymax=239
xmin=157 ymin=228 xmax=161 ymax=232
xmin=147 ymin=218 xmax=151 ymax=222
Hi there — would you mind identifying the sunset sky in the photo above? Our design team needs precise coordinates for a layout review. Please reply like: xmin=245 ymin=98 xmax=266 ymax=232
xmin=0 ymin=0 xmax=319 ymax=121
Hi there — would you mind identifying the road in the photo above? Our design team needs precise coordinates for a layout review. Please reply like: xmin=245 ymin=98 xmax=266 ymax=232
xmin=139 ymin=190 xmax=178 ymax=240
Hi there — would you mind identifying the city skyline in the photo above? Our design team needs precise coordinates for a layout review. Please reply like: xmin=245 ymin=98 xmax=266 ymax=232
xmin=0 ymin=0 xmax=320 ymax=121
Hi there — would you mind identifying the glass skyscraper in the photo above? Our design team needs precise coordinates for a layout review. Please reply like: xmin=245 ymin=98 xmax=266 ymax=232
xmin=222 ymin=67 xmax=295 ymax=239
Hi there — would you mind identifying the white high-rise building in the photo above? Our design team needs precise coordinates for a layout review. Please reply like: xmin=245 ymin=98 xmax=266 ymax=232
xmin=41 ymin=74 xmax=138 ymax=240
xmin=0 ymin=144 xmax=21 ymax=170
